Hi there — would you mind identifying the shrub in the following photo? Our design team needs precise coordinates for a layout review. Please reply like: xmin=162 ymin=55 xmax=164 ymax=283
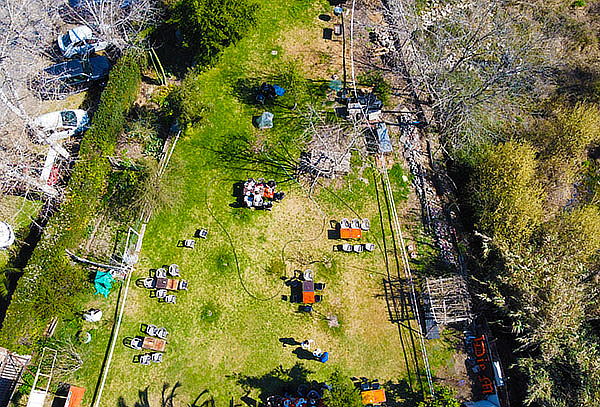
xmin=358 ymin=70 xmax=392 ymax=105
xmin=0 ymin=50 xmax=143 ymax=350
xmin=470 ymin=141 xmax=544 ymax=248
xmin=106 ymin=162 xmax=151 ymax=222
xmin=322 ymin=369 xmax=362 ymax=407
xmin=168 ymin=0 xmax=258 ymax=66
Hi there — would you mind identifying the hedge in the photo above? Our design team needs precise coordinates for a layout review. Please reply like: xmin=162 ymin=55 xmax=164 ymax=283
xmin=0 ymin=50 xmax=143 ymax=350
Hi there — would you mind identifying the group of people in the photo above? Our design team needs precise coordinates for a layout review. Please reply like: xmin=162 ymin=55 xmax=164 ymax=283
xmin=301 ymin=339 xmax=329 ymax=363
xmin=242 ymin=178 xmax=285 ymax=209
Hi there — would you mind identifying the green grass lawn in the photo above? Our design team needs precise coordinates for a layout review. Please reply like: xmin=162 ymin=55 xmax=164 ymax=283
xmin=53 ymin=1 xmax=463 ymax=405
xmin=0 ymin=196 xmax=42 ymax=269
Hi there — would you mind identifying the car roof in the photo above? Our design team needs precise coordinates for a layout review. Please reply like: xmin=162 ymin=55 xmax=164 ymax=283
xmin=69 ymin=26 xmax=93 ymax=41
xmin=89 ymin=56 xmax=111 ymax=78
xmin=44 ymin=56 xmax=110 ymax=79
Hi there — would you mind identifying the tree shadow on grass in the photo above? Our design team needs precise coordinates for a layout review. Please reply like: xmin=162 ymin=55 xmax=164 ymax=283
xmin=228 ymin=363 xmax=313 ymax=403
xmin=380 ymin=379 xmax=424 ymax=407
xmin=116 ymin=383 xmax=182 ymax=407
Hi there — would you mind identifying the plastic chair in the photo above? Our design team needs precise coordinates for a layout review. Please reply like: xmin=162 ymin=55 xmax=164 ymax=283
xmin=178 ymin=280 xmax=189 ymax=290
xmin=353 ymin=244 xmax=363 ymax=253
xmin=360 ymin=381 xmax=371 ymax=391
xmin=182 ymin=239 xmax=196 ymax=249
xmin=130 ymin=337 xmax=143 ymax=350
xmin=303 ymin=269 xmax=314 ymax=281
xmin=145 ymin=324 xmax=158 ymax=336
xmin=341 ymin=243 xmax=352 ymax=252
xmin=360 ymin=218 xmax=371 ymax=231
xmin=315 ymin=283 xmax=326 ymax=291
xmin=139 ymin=354 xmax=152 ymax=366
xmin=339 ymin=218 xmax=350 ymax=229
xmin=156 ymin=327 xmax=169 ymax=339
xmin=364 ymin=243 xmax=376 ymax=252
xmin=315 ymin=295 xmax=322 ymax=303
xmin=155 ymin=289 xmax=167 ymax=299
xmin=299 ymin=305 xmax=313 ymax=313
xmin=165 ymin=294 xmax=176 ymax=304
xmin=151 ymin=352 xmax=163 ymax=363
xmin=143 ymin=278 xmax=155 ymax=289
xmin=168 ymin=264 xmax=180 ymax=277
xmin=156 ymin=268 xmax=167 ymax=278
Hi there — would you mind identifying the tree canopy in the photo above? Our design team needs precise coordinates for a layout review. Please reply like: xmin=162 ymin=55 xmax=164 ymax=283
xmin=169 ymin=0 xmax=258 ymax=65
xmin=470 ymin=140 xmax=544 ymax=248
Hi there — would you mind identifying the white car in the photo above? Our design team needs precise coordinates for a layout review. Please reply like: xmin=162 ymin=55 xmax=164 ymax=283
xmin=57 ymin=26 xmax=108 ymax=58
xmin=33 ymin=109 xmax=89 ymax=139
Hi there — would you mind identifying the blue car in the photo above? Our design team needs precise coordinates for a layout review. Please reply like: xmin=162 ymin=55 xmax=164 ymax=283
xmin=37 ymin=56 xmax=110 ymax=98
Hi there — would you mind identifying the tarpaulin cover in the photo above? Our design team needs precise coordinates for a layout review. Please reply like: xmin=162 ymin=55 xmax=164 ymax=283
xmin=257 ymin=112 xmax=274 ymax=129
xmin=377 ymin=122 xmax=392 ymax=153
xmin=94 ymin=271 xmax=115 ymax=298
xmin=273 ymin=85 xmax=286 ymax=96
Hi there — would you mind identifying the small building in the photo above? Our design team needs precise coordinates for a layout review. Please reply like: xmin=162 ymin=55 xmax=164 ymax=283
xmin=422 ymin=275 xmax=472 ymax=336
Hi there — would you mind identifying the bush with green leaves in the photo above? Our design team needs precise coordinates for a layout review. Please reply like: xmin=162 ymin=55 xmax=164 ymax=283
xmin=358 ymin=70 xmax=392 ymax=105
xmin=470 ymin=140 xmax=544 ymax=248
xmin=0 ymin=50 xmax=143 ymax=350
xmin=417 ymin=385 xmax=461 ymax=407
xmin=322 ymin=369 xmax=363 ymax=407
xmin=168 ymin=0 xmax=258 ymax=65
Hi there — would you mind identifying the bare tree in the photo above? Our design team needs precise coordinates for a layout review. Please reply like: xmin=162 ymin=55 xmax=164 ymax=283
xmin=381 ymin=0 xmax=553 ymax=151
xmin=0 ymin=0 xmax=162 ymax=201
xmin=64 ymin=0 xmax=163 ymax=52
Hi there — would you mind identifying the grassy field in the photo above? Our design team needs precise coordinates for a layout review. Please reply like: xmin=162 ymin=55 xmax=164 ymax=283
xmin=0 ymin=196 xmax=42 ymax=270
xmin=46 ymin=0 xmax=464 ymax=405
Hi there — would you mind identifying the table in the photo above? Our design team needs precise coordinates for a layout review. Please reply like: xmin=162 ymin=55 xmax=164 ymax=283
xmin=156 ymin=278 xmax=179 ymax=290
xmin=142 ymin=336 xmax=166 ymax=352
xmin=361 ymin=389 xmax=386 ymax=405
xmin=340 ymin=228 xmax=362 ymax=239
xmin=302 ymin=291 xmax=315 ymax=304
xmin=302 ymin=280 xmax=315 ymax=304
xmin=302 ymin=280 xmax=314 ymax=291
xmin=166 ymin=279 xmax=179 ymax=290
xmin=155 ymin=278 xmax=167 ymax=290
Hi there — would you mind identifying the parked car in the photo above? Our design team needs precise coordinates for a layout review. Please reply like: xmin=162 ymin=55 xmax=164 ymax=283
xmin=32 ymin=109 xmax=89 ymax=137
xmin=57 ymin=26 xmax=108 ymax=58
xmin=35 ymin=55 xmax=110 ymax=98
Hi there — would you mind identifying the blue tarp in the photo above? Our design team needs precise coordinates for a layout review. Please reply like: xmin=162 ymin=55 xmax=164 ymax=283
xmin=377 ymin=122 xmax=392 ymax=153
xmin=257 ymin=112 xmax=274 ymax=129
xmin=94 ymin=271 xmax=115 ymax=298
xmin=273 ymin=85 xmax=286 ymax=96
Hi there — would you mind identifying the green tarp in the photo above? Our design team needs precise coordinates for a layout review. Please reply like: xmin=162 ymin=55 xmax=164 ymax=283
xmin=94 ymin=271 xmax=115 ymax=298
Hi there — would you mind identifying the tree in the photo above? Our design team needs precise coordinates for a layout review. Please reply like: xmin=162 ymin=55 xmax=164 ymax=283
xmin=470 ymin=141 xmax=544 ymax=248
xmin=322 ymin=369 xmax=362 ymax=407
xmin=0 ymin=0 xmax=161 ymax=201
xmin=168 ymin=0 xmax=258 ymax=65
xmin=417 ymin=385 xmax=461 ymax=407
xmin=382 ymin=0 xmax=551 ymax=152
